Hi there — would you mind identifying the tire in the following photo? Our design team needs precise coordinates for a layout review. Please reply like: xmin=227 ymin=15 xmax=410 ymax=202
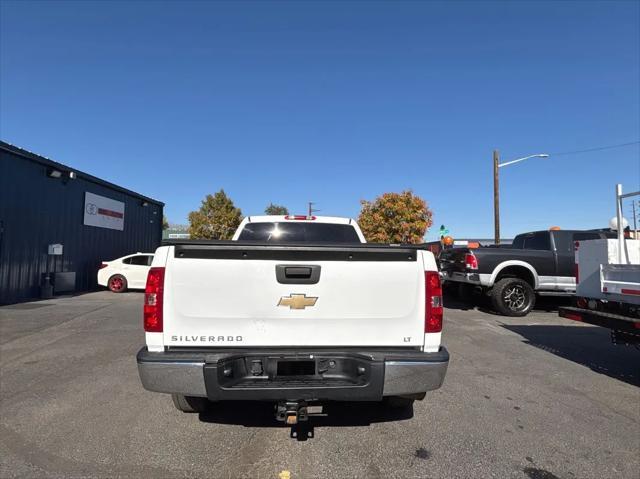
xmin=171 ymin=394 xmax=211 ymax=413
xmin=108 ymin=274 xmax=127 ymax=293
xmin=384 ymin=396 xmax=415 ymax=409
xmin=490 ymin=278 xmax=535 ymax=317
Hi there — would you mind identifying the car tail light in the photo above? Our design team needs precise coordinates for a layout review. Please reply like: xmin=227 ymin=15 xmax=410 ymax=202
xmin=284 ymin=215 xmax=316 ymax=220
xmin=464 ymin=252 xmax=478 ymax=270
xmin=99 ymin=262 xmax=109 ymax=269
xmin=425 ymin=271 xmax=443 ymax=333
xmin=144 ymin=267 xmax=165 ymax=332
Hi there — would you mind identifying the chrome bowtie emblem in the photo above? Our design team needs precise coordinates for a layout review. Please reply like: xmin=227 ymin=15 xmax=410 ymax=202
xmin=278 ymin=294 xmax=318 ymax=310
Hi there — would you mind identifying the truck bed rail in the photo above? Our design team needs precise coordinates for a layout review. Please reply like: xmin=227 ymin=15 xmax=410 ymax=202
xmin=168 ymin=241 xmax=426 ymax=262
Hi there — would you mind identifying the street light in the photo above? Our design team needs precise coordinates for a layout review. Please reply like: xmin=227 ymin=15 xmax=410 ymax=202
xmin=498 ymin=153 xmax=549 ymax=168
xmin=493 ymin=151 xmax=550 ymax=245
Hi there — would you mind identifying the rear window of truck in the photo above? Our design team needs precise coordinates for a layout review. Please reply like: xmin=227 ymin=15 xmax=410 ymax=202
xmin=237 ymin=222 xmax=361 ymax=243
xmin=512 ymin=232 xmax=551 ymax=250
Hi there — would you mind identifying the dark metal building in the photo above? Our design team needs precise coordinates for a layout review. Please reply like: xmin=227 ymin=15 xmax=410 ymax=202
xmin=0 ymin=141 xmax=164 ymax=304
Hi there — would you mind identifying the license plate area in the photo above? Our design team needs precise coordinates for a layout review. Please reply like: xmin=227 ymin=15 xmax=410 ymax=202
xmin=212 ymin=354 xmax=374 ymax=389
xmin=277 ymin=360 xmax=315 ymax=377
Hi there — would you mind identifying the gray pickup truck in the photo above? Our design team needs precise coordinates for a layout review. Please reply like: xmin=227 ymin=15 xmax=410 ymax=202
xmin=439 ymin=229 xmax=615 ymax=316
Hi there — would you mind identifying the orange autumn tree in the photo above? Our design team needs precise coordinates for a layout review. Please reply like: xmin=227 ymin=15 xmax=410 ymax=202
xmin=358 ymin=190 xmax=433 ymax=244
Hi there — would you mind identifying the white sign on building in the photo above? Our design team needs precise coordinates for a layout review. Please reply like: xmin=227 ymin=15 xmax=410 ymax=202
xmin=83 ymin=192 xmax=125 ymax=231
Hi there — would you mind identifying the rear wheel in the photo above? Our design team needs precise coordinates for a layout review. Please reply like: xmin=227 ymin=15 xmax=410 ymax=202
xmin=490 ymin=278 xmax=535 ymax=317
xmin=108 ymin=274 xmax=127 ymax=293
xmin=171 ymin=394 xmax=211 ymax=413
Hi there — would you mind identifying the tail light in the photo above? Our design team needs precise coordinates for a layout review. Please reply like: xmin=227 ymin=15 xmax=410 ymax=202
xmin=285 ymin=215 xmax=316 ymax=220
xmin=464 ymin=252 xmax=478 ymax=270
xmin=144 ymin=267 xmax=165 ymax=332
xmin=425 ymin=271 xmax=443 ymax=333
xmin=99 ymin=262 xmax=109 ymax=269
xmin=563 ymin=312 xmax=583 ymax=322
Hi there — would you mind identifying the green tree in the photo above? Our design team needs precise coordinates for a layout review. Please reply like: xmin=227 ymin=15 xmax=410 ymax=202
xmin=357 ymin=190 xmax=433 ymax=244
xmin=162 ymin=215 xmax=169 ymax=230
xmin=264 ymin=203 xmax=289 ymax=215
xmin=188 ymin=189 xmax=243 ymax=240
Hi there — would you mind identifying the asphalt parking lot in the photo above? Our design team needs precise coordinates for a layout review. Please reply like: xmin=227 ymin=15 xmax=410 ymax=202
xmin=1 ymin=291 xmax=638 ymax=479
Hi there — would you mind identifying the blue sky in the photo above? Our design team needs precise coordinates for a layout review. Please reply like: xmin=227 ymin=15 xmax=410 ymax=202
xmin=1 ymin=1 xmax=639 ymax=240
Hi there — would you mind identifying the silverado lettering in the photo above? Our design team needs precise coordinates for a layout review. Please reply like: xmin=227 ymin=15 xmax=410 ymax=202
xmin=170 ymin=335 xmax=243 ymax=342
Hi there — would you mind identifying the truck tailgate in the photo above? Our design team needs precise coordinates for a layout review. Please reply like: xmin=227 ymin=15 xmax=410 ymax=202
xmin=162 ymin=244 xmax=426 ymax=348
xmin=439 ymin=248 xmax=471 ymax=274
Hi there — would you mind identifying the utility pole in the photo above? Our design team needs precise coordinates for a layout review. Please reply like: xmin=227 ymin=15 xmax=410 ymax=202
xmin=307 ymin=202 xmax=320 ymax=217
xmin=493 ymin=149 xmax=500 ymax=245
xmin=633 ymin=200 xmax=638 ymax=235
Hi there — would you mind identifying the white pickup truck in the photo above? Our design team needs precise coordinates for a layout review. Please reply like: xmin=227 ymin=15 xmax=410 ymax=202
xmin=137 ymin=215 xmax=449 ymax=424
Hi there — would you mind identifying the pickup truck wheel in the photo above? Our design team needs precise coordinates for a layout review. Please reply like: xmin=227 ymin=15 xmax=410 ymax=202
xmin=108 ymin=275 xmax=127 ymax=293
xmin=384 ymin=396 xmax=415 ymax=409
xmin=171 ymin=394 xmax=211 ymax=413
xmin=490 ymin=278 xmax=535 ymax=317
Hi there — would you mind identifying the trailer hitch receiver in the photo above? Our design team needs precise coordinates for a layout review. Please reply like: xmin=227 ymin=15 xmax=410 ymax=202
xmin=275 ymin=401 xmax=309 ymax=424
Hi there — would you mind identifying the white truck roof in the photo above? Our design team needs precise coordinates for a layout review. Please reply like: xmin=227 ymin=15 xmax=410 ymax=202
xmin=244 ymin=215 xmax=355 ymax=224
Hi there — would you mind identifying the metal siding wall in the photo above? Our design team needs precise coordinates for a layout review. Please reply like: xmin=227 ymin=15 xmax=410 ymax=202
xmin=0 ymin=149 xmax=163 ymax=304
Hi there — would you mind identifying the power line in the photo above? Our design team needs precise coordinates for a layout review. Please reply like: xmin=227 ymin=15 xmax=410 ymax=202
xmin=551 ymin=140 xmax=640 ymax=157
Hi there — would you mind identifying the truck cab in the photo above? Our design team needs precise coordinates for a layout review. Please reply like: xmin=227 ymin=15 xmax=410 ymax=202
xmin=232 ymin=215 xmax=367 ymax=243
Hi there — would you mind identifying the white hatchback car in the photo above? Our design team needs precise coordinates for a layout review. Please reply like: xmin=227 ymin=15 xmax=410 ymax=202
xmin=98 ymin=253 xmax=155 ymax=293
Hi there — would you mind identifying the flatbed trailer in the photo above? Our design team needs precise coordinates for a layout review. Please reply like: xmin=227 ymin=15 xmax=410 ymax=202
xmin=559 ymin=184 xmax=640 ymax=346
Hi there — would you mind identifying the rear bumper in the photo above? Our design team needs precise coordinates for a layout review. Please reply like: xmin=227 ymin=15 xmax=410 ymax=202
xmin=441 ymin=270 xmax=491 ymax=286
xmin=96 ymin=271 xmax=108 ymax=287
xmin=137 ymin=347 xmax=449 ymax=401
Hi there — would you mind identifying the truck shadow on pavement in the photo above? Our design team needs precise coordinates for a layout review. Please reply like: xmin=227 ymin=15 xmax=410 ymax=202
xmin=198 ymin=401 xmax=413 ymax=441
xmin=502 ymin=324 xmax=640 ymax=388
xmin=444 ymin=295 xmax=572 ymax=315
xmin=442 ymin=296 xmax=476 ymax=311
